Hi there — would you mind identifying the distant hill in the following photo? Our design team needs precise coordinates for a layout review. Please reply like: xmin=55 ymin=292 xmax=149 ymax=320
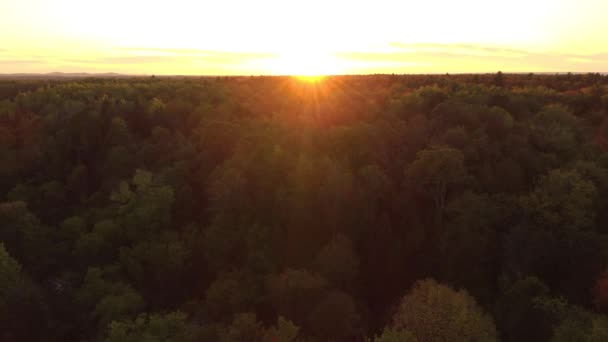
xmin=0 ymin=72 xmax=131 ymax=79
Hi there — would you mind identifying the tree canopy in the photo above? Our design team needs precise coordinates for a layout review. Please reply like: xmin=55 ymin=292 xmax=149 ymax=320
xmin=1 ymin=73 xmax=608 ymax=341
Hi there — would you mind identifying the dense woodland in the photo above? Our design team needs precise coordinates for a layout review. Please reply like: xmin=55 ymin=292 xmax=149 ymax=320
xmin=2 ymin=73 xmax=608 ymax=341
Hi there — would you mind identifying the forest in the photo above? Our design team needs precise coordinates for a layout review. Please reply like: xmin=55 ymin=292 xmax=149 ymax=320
xmin=1 ymin=72 xmax=608 ymax=341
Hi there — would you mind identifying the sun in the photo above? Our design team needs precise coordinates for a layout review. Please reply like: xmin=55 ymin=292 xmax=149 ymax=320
xmin=295 ymin=75 xmax=325 ymax=83
xmin=270 ymin=49 xmax=344 ymax=77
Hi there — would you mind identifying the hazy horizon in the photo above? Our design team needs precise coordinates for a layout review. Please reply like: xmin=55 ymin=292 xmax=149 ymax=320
xmin=2 ymin=71 xmax=608 ymax=77
xmin=2 ymin=0 xmax=608 ymax=75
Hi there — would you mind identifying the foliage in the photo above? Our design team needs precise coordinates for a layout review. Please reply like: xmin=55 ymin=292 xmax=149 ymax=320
xmin=264 ymin=316 xmax=301 ymax=342
xmin=307 ymin=291 xmax=360 ymax=340
xmin=521 ymin=168 xmax=597 ymax=230
xmin=405 ymin=145 xmax=467 ymax=225
xmin=369 ymin=328 xmax=419 ymax=342
xmin=314 ymin=234 xmax=359 ymax=289
xmin=220 ymin=312 xmax=265 ymax=342
xmin=105 ymin=311 xmax=196 ymax=342
xmin=0 ymin=74 xmax=607 ymax=340
xmin=0 ymin=242 xmax=22 ymax=293
xmin=392 ymin=279 xmax=498 ymax=342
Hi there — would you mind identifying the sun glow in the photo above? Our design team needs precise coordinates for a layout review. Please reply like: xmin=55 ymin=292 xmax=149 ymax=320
xmin=270 ymin=49 xmax=345 ymax=76
xmin=2 ymin=0 xmax=608 ymax=74
xmin=295 ymin=75 xmax=326 ymax=83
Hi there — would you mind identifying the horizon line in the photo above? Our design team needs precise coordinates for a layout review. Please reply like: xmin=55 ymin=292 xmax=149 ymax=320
xmin=1 ymin=71 xmax=607 ymax=78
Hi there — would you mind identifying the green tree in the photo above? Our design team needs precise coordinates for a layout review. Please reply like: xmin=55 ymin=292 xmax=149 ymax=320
xmin=494 ymin=71 xmax=504 ymax=87
xmin=0 ymin=243 xmax=47 ymax=341
xmin=267 ymin=269 xmax=327 ymax=326
xmin=0 ymin=242 xmax=22 ymax=293
xmin=483 ymin=106 xmax=513 ymax=139
xmin=220 ymin=312 xmax=264 ymax=342
xmin=119 ymin=233 xmax=192 ymax=306
xmin=315 ymin=234 xmax=359 ymax=289
xmin=405 ymin=145 xmax=468 ymax=226
xmin=441 ymin=192 xmax=505 ymax=302
xmin=76 ymin=267 xmax=144 ymax=328
xmin=204 ymin=166 xmax=250 ymax=271
xmin=111 ymin=169 xmax=175 ymax=240
xmin=0 ymin=201 xmax=54 ymax=277
xmin=496 ymin=276 xmax=564 ymax=342
xmin=552 ymin=309 xmax=608 ymax=342
xmin=264 ymin=316 xmax=301 ymax=342
xmin=369 ymin=328 xmax=418 ymax=342
xmin=392 ymin=279 xmax=498 ymax=342
xmin=105 ymin=311 xmax=196 ymax=342
xmin=530 ymin=104 xmax=580 ymax=157
xmin=521 ymin=169 xmax=596 ymax=230
xmin=307 ymin=291 xmax=360 ymax=341
xmin=204 ymin=270 xmax=260 ymax=322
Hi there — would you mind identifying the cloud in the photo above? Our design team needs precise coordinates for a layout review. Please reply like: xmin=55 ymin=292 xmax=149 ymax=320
xmin=71 ymin=45 xmax=608 ymax=74
xmin=51 ymin=49 xmax=283 ymax=70
xmin=567 ymin=53 xmax=608 ymax=64
xmin=116 ymin=47 xmax=218 ymax=55
xmin=115 ymin=47 xmax=278 ymax=59
xmin=334 ymin=43 xmax=532 ymax=66
xmin=2 ymin=44 xmax=607 ymax=74
xmin=0 ymin=58 xmax=64 ymax=73
xmin=333 ymin=43 xmax=608 ymax=73
xmin=389 ymin=42 xmax=530 ymax=58
xmin=569 ymin=57 xmax=597 ymax=64
xmin=63 ymin=56 xmax=182 ymax=64
xmin=24 ymin=48 xmax=285 ymax=75
xmin=0 ymin=59 xmax=46 ymax=64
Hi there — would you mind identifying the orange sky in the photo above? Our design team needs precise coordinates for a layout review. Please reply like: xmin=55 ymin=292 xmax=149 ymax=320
xmin=1 ymin=0 xmax=607 ymax=75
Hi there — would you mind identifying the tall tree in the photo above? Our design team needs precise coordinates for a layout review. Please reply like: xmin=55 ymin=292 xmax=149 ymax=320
xmin=405 ymin=145 xmax=468 ymax=227
xmin=392 ymin=279 xmax=498 ymax=342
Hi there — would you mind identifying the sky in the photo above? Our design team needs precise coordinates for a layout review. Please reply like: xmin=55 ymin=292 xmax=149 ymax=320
xmin=1 ymin=0 xmax=607 ymax=75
